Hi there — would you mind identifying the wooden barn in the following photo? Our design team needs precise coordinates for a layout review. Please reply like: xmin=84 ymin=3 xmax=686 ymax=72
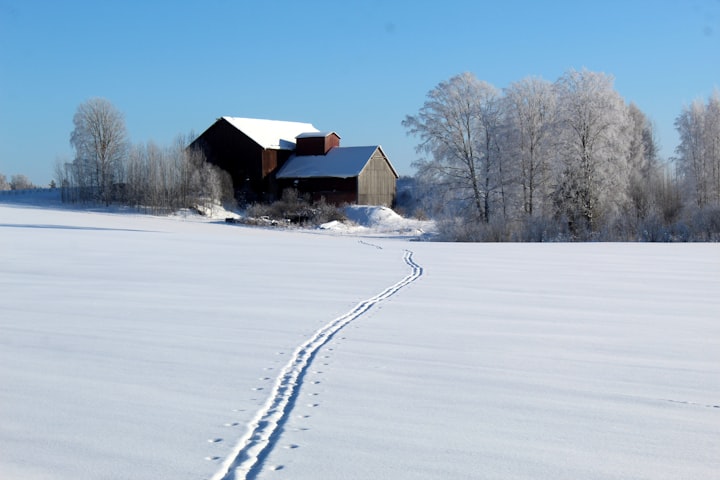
xmin=277 ymin=132 xmax=397 ymax=206
xmin=188 ymin=117 xmax=318 ymax=202
xmin=189 ymin=117 xmax=398 ymax=206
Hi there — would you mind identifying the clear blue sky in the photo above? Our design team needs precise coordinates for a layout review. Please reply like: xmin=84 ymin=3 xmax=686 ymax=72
xmin=1 ymin=0 xmax=718 ymax=185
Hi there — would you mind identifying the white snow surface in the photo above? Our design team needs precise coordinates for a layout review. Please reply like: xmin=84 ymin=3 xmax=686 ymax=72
xmin=1 ymin=200 xmax=719 ymax=480
xmin=320 ymin=205 xmax=433 ymax=237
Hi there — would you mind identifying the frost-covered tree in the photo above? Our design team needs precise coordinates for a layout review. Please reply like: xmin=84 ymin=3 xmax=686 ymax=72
xmin=708 ymin=92 xmax=720 ymax=204
xmin=402 ymin=72 xmax=503 ymax=223
xmin=402 ymin=69 xmax=720 ymax=240
xmin=675 ymin=91 xmax=720 ymax=207
xmin=627 ymin=103 xmax=658 ymax=173
xmin=10 ymin=174 xmax=33 ymax=190
xmin=70 ymin=98 xmax=129 ymax=204
xmin=121 ymin=136 xmax=233 ymax=214
xmin=625 ymin=103 xmax=661 ymax=222
xmin=503 ymin=77 xmax=558 ymax=218
xmin=553 ymin=69 xmax=631 ymax=234
xmin=0 ymin=173 xmax=9 ymax=191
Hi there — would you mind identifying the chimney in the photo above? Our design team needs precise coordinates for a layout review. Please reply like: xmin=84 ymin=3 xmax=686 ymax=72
xmin=295 ymin=131 xmax=340 ymax=155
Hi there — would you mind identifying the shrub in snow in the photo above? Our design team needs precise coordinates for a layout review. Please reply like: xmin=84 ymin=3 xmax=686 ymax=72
xmin=689 ymin=206 xmax=720 ymax=241
xmin=245 ymin=189 xmax=346 ymax=227
xmin=512 ymin=216 xmax=570 ymax=242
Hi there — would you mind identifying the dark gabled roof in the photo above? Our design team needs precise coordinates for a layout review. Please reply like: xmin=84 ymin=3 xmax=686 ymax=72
xmin=277 ymin=146 xmax=397 ymax=179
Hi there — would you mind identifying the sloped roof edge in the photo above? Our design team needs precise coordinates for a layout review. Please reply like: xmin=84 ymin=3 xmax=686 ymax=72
xmin=296 ymin=131 xmax=341 ymax=139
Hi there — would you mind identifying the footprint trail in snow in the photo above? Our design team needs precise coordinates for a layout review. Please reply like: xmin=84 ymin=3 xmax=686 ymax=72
xmin=210 ymin=249 xmax=423 ymax=480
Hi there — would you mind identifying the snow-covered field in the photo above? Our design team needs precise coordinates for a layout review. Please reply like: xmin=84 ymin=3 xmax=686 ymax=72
xmin=1 ymin=197 xmax=718 ymax=480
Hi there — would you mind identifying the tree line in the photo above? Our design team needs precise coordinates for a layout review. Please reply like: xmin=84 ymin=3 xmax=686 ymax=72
xmin=0 ymin=173 xmax=37 ymax=191
xmin=403 ymin=69 xmax=719 ymax=241
xmin=56 ymin=98 xmax=234 ymax=214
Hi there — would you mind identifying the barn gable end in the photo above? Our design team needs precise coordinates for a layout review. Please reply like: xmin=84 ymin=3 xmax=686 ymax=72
xmin=277 ymin=145 xmax=398 ymax=206
xmin=358 ymin=147 xmax=397 ymax=206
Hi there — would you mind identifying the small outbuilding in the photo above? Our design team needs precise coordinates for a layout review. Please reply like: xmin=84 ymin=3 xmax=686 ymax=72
xmin=277 ymin=140 xmax=397 ymax=206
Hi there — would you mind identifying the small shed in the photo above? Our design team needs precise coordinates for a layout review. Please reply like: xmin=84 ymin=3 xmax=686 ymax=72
xmin=276 ymin=145 xmax=398 ymax=206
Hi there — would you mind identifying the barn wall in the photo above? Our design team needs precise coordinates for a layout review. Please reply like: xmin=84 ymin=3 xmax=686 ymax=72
xmin=325 ymin=133 xmax=341 ymax=152
xmin=357 ymin=150 xmax=396 ymax=206
xmin=278 ymin=177 xmax=357 ymax=205
xmin=264 ymin=149 xmax=295 ymax=200
xmin=261 ymin=150 xmax=281 ymax=199
xmin=295 ymin=137 xmax=322 ymax=156
xmin=189 ymin=118 xmax=264 ymax=201
xmin=189 ymin=118 xmax=297 ymax=203
xmin=261 ymin=150 xmax=278 ymax=178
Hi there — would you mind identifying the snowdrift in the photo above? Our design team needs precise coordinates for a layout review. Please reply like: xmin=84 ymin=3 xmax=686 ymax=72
xmin=318 ymin=205 xmax=434 ymax=237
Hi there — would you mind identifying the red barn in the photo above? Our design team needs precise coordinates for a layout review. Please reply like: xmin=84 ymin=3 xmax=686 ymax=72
xmin=190 ymin=118 xmax=398 ymax=206
xmin=189 ymin=117 xmax=318 ymax=202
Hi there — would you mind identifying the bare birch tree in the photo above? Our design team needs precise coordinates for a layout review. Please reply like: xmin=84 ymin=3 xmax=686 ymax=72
xmin=675 ymin=91 xmax=720 ymax=207
xmin=10 ymin=174 xmax=33 ymax=190
xmin=402 ymin=72 xmax=502 ymax=223
xmin=625 ymin=103 xmax=661 ymax=223
xmin=70 ymin=98 xmax=128 ymax=204
xmin=553 ymin=69 xmax=631 ymax=234
xmin=503 ymin=77 xmax=558 ymax=218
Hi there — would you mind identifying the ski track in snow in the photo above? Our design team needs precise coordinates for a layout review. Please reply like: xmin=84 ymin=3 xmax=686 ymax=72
xmin=209 ymin=249 xmax=423 ymax=480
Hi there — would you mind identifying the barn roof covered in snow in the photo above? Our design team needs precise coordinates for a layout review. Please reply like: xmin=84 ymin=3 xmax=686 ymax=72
xmin=277 ymin=146 xmax=397 ymax=179
xmin=222 ymin=117 xmax=318 ymax=150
